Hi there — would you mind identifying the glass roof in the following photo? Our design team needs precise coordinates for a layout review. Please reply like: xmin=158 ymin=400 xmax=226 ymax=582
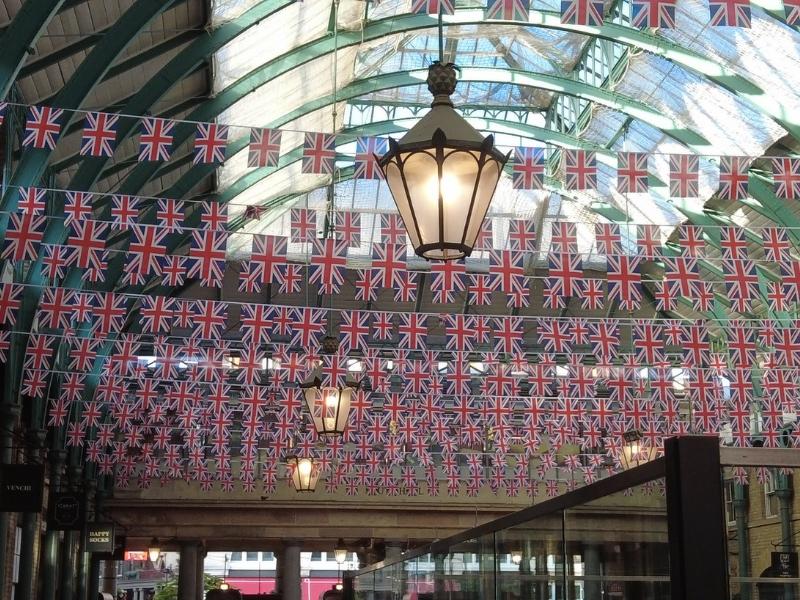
xmin=211 ymin=0 xmax=800 ymax=265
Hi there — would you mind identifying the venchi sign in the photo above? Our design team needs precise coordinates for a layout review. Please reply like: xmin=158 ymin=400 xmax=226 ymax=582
xmin=0 ymin=465 xmax=44 ymax=512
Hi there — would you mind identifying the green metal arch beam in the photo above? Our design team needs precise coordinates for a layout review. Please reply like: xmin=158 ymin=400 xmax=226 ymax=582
xmin=0 ymin=0 xmax=179 ymax=218
xmin=60 ymin=0 xmax=292 ymax=195
xmin=106 ymin=9 xmax=799 ymax=203
xmin=0 ymin=0 xmax=66 ymax=99
xmin=3 ymin=0 xmax=296 ymax=401
xmin=116 ymin=65 xmax=710 ymax=202
xmin=107 ymin=7 xmax=800 ymax=197
xmin=43 ymin=7 xmax=795 ymax=201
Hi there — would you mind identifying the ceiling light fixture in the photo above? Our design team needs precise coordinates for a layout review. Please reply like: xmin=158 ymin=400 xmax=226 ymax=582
xmin=376 ymin=9 xmax=509 ymax=261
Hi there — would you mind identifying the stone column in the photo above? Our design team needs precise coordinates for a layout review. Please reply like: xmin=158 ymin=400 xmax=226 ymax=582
xmin=87 ymin=555 xmax=101 ymax=600
xmin=16 ymin=430 xmax=47 ymax=600
xmin=101 ymin=559 xmax=117 ymax=595
xmin=178 ymin=542 xmax=199 ymax=600
xmin=0 ymin=403 xmax=20 ymax=597
xmin=583 ymin=544 xmax=602 ymax=600
xmin=60 ymin=465 xmax=83 ymax=600
xmin=41 ymin=449 xmax=67 ymax=600
xmin=76 ymin=479 xmax=96 ymax=600
xmin=274 ymin=547 xmax=285 ymax=595
xmin=283 ymin=543 xmax=302 ymax=600
xmin=196 ymin=544 xmax=206 ymax=598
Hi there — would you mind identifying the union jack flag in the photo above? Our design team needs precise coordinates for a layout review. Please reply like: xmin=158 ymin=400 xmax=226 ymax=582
xmin=772 ymin=158 xmax=800 ymax=199
xmin=339 ymin=311 xmax=371 ymax=353
xmin=335 ymin=211 xmax=361 ymax=247
xmin=411 ymin=0 xmax=454 ymax=14
xmin=786 ymin=0 xmax=800 ymax=24
xmin=508 ymin=219 xmax=536 ymax=252
xmin=110 ymin=195 xmax=139 ymax=229
xmin=309 ymin=237 xmax=348 ymax=294
xmin=91 ymin=292 xmax=129 ymax=335
xmin=617 ymin=152 xmax=649 ymax=193
xmin=663 ymin=257 xmax=700 ymax=298
xmin=248 ymin=128 xmax=282 ymax=168
xmin=247 ymin=234 xmax=286 ymax=287
xmin=355 ymin=269 xmax=379 ymax=303
xmin=193 ymin=123 xmax=229 ymax=164
xmin=354 ymin=136 xmax=387 ymax=179
xmin=37 ymin=288 xmax=74 ymax=331
xmin=430 ymin=260 xmax=466 ymax=303
xmin=64 ymin=191 xmax=94 ymax=225
xmin=579 ymin=278 xmax=605 ymax=310
xmin=548 ymin=252 xmax=583 ymax=297
xmin=762 ymin=227 xmax=791 ymax=262
xmin=718 ymin=156 xmax=751 ymax=200
xmin=42 ymin=245 xmax=71 ymax=280
xmin=139 ymin=118 xmax=174 ymax=162
xmin=723 ymin=258 xmax=759 ymax=311
xmin=66 ymin=220 xmax=107 ymax=270
xmin=157 ymin=198 xmax=184 ymax=232
xmin=561 ymin=0 xmax=604 ymax=24
xmin=192 ymin=300 xmax=228 ymax=340
xmin=607 ymin=255 xmax=642 ymax=310
xmin=720 ymin=226 xmax=749 ymax=260
xmin=395 ymin=271 xmax=418 ymax=303
xmin=200 ymin=202 xmax=228 ymax=230
xmin=289 ymin=307 xmax=326 ymax=348
xmin=139 ymin=296 xmax=174 ymax=334
xmin=81 ymin=112 xmax=118 ymax=157
xmin=637 ymin=224 xmax=662 ymax=258
xmin=24 ymin=106 xmax=63 ymax=149
xmin=475 ymin=221 xmax=494 ymax=251
xmin=290 ymin=208 xmax=317 ymax=242
xmin=511 ymin=146 xmax=544 ymax=190
xmin=486 ymin=0 xmax=530 ymax=22
xmin=493 ymin=316 xmax=524 ymax=355
xmin=708 ymin=0 xmax=751 ymax=26
xmin=398 ymin=314 xmax=428 ymax=350
xmin=563 ymin=150 xmax=597 ymax=190
xmin=678 ymin=224 xmax=704 ymax=257
xmin=550 ymin=221 xmax=578 ymax=254
xmin=372 ymin=243 xmax=406 ymax=289
xmin=670 ymin=155 xmax=699 ymax=197
xmin=302 ymin=132 xmax=336 ymax=174
xmin=18 ymin=187 xmax=46 ymax=214
xmin=595 ymin=223 xmax=622 ymax=255
xmin=589 ymin=319 xmax=619 ymax=359
xmin=278 ymin=263 xmax=303 ymax=294
xmin=381 ymin=214 xmax=408 ymax=245
xmin=631 ymin=0 xmax=676 ymax=27
xmin=187 ymin=230 xmax=228 ymax=287
xmin=125 ymin=224 xmax=168 ymax=282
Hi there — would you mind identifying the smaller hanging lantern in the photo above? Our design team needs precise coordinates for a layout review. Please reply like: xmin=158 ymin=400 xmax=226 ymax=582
xmin=148 ymin=538 xmax=161 ymax=562
xmin=619 ymin=429 xmax=657 ymax=470
xmin=288 ymin=456 xmax=320 ymax=492
xmin=334 ymin=539 xmax=348 ymax=565
xmin=300 ymin=377 xmax=359 ymax=437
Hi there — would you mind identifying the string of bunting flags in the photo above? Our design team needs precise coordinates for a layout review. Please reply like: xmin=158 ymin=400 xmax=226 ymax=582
xmin=3 ymin=100 xmax=800 ymax=201
xmin=4 ymin=187 xmax=800 ymax=313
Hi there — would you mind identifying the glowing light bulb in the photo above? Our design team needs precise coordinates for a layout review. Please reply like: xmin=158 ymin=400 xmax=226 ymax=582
xmin=298 ymin=458 xmax=312 ymax=476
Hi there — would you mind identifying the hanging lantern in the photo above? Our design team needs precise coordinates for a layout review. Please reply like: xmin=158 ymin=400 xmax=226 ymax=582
xmin=288 ymin=456 xmax=320 ymax=492
xmin=619 ymin=429 xmax=657 ymax=470
xmin=334 ymin=539 xmax=348 ymax=565
xmin=148 ymin=538 xmax=161 ymax=562
xmin=300 ymin=377 xmax=358 ymax=437
xmin=377 ymin=62 xmax=509 ymax=261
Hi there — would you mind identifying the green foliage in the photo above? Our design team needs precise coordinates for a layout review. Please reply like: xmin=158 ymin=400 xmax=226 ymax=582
xmin=153 ymin=572 xmax=224 ymax=600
